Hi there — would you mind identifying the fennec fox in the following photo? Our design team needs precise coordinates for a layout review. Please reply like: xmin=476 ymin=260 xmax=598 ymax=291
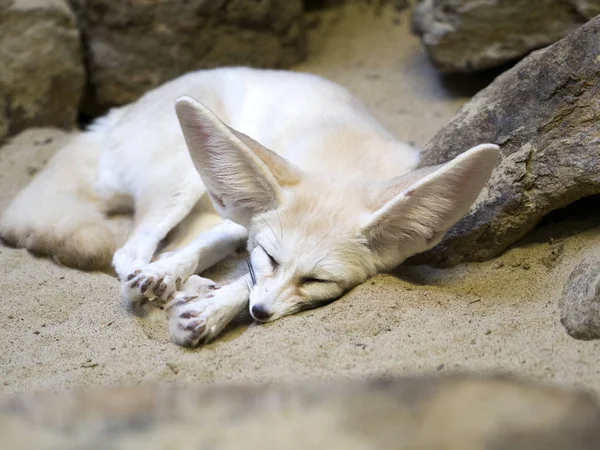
xmin=0 ymin=67 xmax=499 ymax=346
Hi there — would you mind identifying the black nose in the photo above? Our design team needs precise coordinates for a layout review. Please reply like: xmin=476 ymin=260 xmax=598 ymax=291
xmin=251 ymin=305 xmax=272 ymax=321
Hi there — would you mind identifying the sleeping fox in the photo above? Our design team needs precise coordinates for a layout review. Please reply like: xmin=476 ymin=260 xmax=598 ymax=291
xmin=0 ymin=67 xmax=498 ymax=346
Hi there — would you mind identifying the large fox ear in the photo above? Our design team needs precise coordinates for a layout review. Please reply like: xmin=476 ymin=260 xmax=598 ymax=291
xmin=175 ymin=96 xmax=301 ymax=224
xmin=361 ymin=144 xmax=499 ymax=261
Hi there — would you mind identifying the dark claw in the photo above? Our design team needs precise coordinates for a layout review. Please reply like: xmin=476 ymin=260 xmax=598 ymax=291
xmin=208 ymin=284 xmax=220 ymax=291
xmin=183 ymin=295 xmax=198 ymax=302
xmin=180 ymin=310 xmax=200 ymax=319
xmin=140 ymin=278 xmax=153 ymax=293
xmin=184 ymin=319 xmax=206 ymax=333
xmin=131 ymin=278 xmax=142 ymax=288
xmin=165 ymin=300 xmax=186 ymax=312
xmin=156 ymin=281 xmax=167 ymax=296
xmin=126 ymin=273 xmax=135 ymax=281
xmin=176 ymin=277 xmax=182 ymax=289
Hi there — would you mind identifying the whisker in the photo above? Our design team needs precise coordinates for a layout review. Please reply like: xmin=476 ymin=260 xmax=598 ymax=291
xmin=246 ymin=257 xmax=257 ymax=286
xmin=258 ymin=228 xmax=278 ymax=252
xmin=264 ymin=185 xmax=283 ymax=248
xmin=261 ymin=216 xmax=282 ymax=248
xmin=311 ymin=249 xmax=335 ymax=273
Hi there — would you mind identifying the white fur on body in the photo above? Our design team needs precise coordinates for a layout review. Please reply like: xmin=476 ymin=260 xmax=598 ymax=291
xmin=0 ymin=67 xmax=499 ymax=346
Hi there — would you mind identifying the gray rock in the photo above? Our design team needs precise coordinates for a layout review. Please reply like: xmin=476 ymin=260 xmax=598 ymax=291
xmin=409 ymin=15 xmax=600 ymax=267
xmin=574 ymin=0 xmax=600 ymax=18
xmin=1 ymin=375 xmax=600 ymax=449
xmin=0 ymin=0 xmax=84 ymax=143
xmin=560 ymin=255 xmax=600 ymax=340
xmin=412 ymin=0 xmax=600 ymax=73
xmin=69 ymin=0 xmax=307 ymax=115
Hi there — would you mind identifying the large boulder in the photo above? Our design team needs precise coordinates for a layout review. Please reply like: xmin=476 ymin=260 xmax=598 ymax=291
xmin=69 ymin=0 xmax=307 ymax=115
xmin=409 ymin=15 xmax=600 ymax=267
xmin=412 ymin=0 xmax=600 ymax=73
xmin=1 ymin=375 xmax=600 ymax=449
xmin=0 ymin=0 xmax=84 ymax=143
xmin=560 ymin=253 xmax=600 ymax=340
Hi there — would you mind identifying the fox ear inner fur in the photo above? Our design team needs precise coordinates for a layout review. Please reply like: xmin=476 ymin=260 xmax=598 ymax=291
xmin=175 ymin=96 xmax=302 ymax=225
xmin=362 ymin=144 xmax=499 ymax=251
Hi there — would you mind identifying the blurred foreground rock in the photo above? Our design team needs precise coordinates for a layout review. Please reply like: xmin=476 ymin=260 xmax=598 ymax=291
xmin=69 ymin=0 xmax=307 ymax=115
xmin=0 ymin=0 xmax=84 ymax=143
xmin=1 ymin=375 xmax=600 ymax=449
xmin=412 ymin=0 xmax=600 ymax=72
xmin=410 ymin=15 xmax=600 ymax=267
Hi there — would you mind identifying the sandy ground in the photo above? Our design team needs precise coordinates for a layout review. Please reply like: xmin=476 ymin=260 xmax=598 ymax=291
xmin=1 ymin=3 xmax=599 ymax=397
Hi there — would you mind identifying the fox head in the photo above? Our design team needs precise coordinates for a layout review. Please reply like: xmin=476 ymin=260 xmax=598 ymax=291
xmin=175 ymin=97 xmax=499 ymax=322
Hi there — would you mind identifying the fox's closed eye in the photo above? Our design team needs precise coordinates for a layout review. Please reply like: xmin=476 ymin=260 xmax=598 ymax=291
xmin=259 ymin=245 xmax=279 ymax=269
xmin=300 ymin=277 xmax=329 ymax=285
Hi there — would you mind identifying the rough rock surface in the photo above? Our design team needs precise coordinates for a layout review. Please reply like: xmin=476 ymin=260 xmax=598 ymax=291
xmin=2 ymin=376 xmax=600 ymax=449
xmin=412 ymin=0 xmax=600 ymax=73
xmin=409 ymin=15 xmax=600 ymax=267
xmin=560 ymin=254 xmax=600 ymax=340
xmin=69 ymin=0 xmax=307 ymax=115
xmin=0 ymin=0 xmax=84 ymax=143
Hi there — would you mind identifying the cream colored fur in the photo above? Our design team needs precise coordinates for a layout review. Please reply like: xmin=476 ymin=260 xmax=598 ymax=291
xmin=0 ymin=67 xmax=499 ymax=347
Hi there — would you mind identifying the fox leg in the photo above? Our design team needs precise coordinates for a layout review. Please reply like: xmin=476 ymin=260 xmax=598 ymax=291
xmin=112 ymin=182 xmax=202 ymax=283
xmin=122 ymin=219 xmax=247 ymax=304
xmin=166 ymin=273 xmax=252 ymax=347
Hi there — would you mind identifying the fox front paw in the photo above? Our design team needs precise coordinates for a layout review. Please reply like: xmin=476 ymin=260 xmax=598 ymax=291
xmin=166 ymin=276 xmax=240 ymax=347
xmin=122 ymin=268 xmax=181 ymax=305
